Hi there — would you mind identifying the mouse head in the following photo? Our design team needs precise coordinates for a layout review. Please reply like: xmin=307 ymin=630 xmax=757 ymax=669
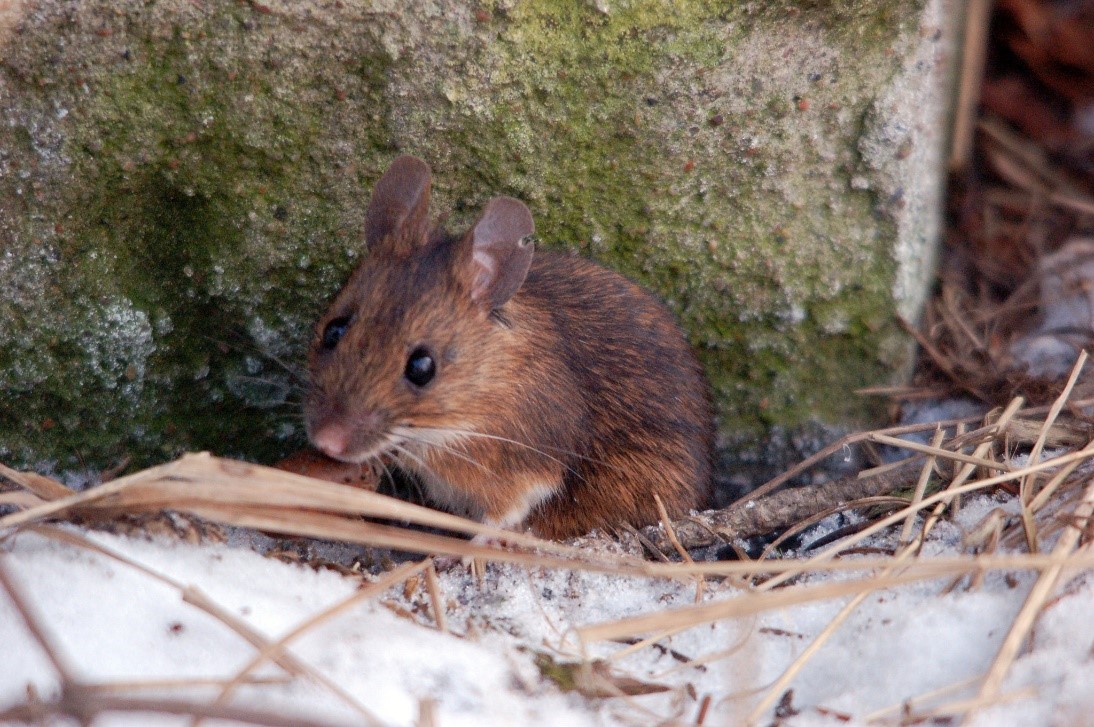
xmin=305 ymin=156 xmax=535 ymax=463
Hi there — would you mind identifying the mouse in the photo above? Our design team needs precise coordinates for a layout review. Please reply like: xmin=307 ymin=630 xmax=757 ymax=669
xmin=304 ymin=155 xmax=713 ymax=539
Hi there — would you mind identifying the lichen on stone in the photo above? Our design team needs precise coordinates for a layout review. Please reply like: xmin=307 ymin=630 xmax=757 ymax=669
xmin=0 ymin=0 xmax=952 ymax=485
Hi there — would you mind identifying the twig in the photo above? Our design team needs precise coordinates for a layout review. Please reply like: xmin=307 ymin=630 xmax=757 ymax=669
xmin=640 ymin=460 xmax=923 ymax=555
xmin=721 ymin=394 xmax=1094 ymax=516
xmin=759 ymin=497 xmax=909 ymax=564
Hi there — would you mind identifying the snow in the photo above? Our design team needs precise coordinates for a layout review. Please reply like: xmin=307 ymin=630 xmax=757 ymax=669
xmin=1 ymin=494 xmax=1092 ymax=726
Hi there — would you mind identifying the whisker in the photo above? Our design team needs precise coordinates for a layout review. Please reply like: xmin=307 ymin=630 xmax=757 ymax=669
xmin=383 ymin=456 xmax=430 ymax=505
xmin=376 ymin=457 xmax=395 ymax=486
xmin=413 ymin=427 xmax=570 ymax=465
xmin=227 ymin=375 xmax=308 ymax=394
xmin=389 ymin=443 xmax=441 ymax=483
xmin=406 ymin=426 xmax=601 ymax=478
xmin=202 ymin=332 xmax=310 ymax=385
xmin=393 ymin=430 xmax=495 ymax=476
xmin=365 ymin=454 xmax=417 ymax=501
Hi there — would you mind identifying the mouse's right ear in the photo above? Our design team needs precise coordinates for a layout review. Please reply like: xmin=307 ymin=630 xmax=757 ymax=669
xmin=365 ymin=155 xmax=432 ymax=255
xmin=465 ymin=196 xmax=535 ymax=310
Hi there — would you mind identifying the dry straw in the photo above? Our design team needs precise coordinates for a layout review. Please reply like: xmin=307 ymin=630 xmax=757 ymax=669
xmin=1 ymin=355 xmax=1093 ymax=724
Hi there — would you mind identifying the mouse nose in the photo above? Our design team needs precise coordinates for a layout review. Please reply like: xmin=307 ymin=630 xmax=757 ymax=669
xmin=312 ymin=422 xmax=351 ymax=458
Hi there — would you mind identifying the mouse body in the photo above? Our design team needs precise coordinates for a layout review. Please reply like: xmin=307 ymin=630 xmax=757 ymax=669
xmin=305 ymin=156 xmax=713 ymax=539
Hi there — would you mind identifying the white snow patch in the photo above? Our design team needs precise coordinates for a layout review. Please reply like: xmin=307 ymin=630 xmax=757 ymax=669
xmin=1 ymin=493 xmax=1092 ymax=725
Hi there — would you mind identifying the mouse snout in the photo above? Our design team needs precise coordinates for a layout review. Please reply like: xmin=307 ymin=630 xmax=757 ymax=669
xmin=309 ymin=408 xmax=386 ymax=461
xmin=312 ymin=421 xmax=352 ymax=458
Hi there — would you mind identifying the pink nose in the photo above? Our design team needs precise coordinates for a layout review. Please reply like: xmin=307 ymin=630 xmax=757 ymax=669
xmin=312 ymin=422 xmax=351 ymax=458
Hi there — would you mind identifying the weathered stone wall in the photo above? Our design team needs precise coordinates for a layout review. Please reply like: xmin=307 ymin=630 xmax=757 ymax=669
xmin=0 ymin=0 xmax=954 ymax=489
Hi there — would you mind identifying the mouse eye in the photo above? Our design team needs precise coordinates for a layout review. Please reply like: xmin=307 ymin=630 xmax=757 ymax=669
xmin=404 ymin=347 xmax=436 ymax=387
xmin=320 ymin=316 xmax=351 ymax=351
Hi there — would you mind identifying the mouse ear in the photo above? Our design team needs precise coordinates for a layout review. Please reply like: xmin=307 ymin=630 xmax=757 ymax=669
xmin=365 ymin=156 xmax=432 ymax=254
xmin=466 ymin=196 xmax=535 ymax=309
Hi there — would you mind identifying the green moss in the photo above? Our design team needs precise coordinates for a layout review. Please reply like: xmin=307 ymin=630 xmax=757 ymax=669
xmin=408 ymin=0 xmax=908 ymax=443
xmin=0 ymin=2 xmax=395 ymax=467
xmin=0 ymin=0 xmax=936 ymax=478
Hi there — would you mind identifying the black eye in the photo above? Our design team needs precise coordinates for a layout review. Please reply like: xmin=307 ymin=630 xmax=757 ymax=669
xmin=321 ymin=316 xmax=350 ymax=351
xmin=404 ymin=347 xmax=436 ymax=387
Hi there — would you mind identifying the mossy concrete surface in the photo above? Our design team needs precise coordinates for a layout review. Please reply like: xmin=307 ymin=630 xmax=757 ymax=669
xmin=0 ymin=0 xmax=954 ymax=489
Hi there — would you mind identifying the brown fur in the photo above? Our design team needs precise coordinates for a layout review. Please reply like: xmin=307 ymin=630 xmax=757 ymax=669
xmin=305 ymin=156 xmax=713 ymax=539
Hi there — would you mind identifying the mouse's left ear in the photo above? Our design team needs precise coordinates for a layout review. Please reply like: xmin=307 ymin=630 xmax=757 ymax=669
xmin=365 ymin=155 xmax=432 ymax=255
xmin=465 ymin=196 xmax=535 ymax=309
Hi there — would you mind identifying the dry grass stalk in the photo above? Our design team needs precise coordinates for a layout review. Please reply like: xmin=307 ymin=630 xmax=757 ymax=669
xmin=0 ymin=560 xmax=76 ymax=683
xmin=1028 ymin=438 xmax=1094 ymax=512
xmin=902 ymin=686 xmax=1040 ymax=724
xmin=199 ymin=559 xmax=431 ymax=726
xmin=745 ymin=416 xmax=1010 ymax=723
xmin=654 ymin=493 xmax=705 ymax=603
xmin=17 ymin=525 xmax=384 ymax=725
xmin=0 ymin=453 xmax=633 ymax=569
xmin=1019 ymin=350 xmax=1088 ymax=552
xmin=976 ymin=474 xmax=1094 ymax=707
xmin=81 ymin=676 xmax=292 ymax=692
xmin=2 ymin=690 xmax=348 ymax=727
xmin=656 ymin=551 xmax=1094 ymax=580
xmin=864 ymin=674 xmax=984 ymax=721
xmin=417 ymin=698 xmax=438 ymax=727
xmin=0 ymin=491 xmax=46 ymax=509
xmin=423 ymin=562 xmax=448 ymax=634
xmin=0 ymin=550 xmax=345 ymax=727
xmin=868 ymin=432 xmax=1011 ymax=471
xmin=901 ymin=427 xmax=946 ymax=543
xmin=5 ymin=456 xmax=1094 ymax=582
xmin=0 ymin=462 xmax=74 ymax=501
xmin=3 ymin=386 xmax=1094 ymax=725
xmin=950 ymin=0 xmax=994 ymax=170
xmin=575 ymin=568 xmax=1003 ymax=645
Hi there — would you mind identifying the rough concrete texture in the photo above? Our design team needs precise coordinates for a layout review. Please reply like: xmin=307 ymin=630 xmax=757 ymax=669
xmin=0 ymin=0 xmax=954 ymax=488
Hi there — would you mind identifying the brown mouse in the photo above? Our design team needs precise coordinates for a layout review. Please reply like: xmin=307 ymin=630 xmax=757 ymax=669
xmin=305 ymin=156 xmax=713 ymax=539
